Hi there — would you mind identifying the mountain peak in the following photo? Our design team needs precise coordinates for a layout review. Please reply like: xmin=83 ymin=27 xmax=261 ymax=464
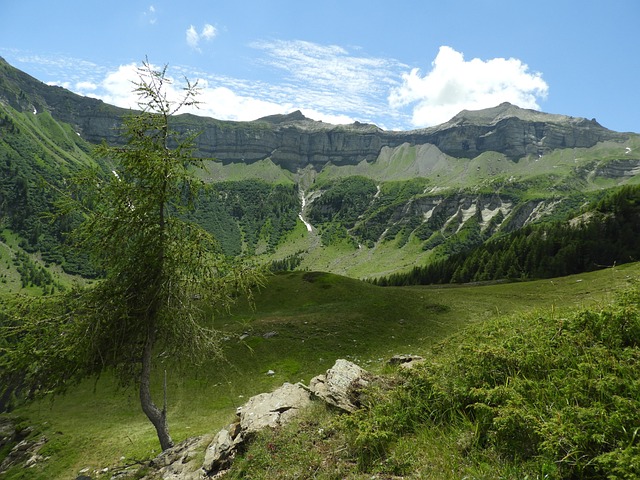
xmin=256 ymin=110 xmax=309 ymax=124
xmin=442 ymin=102 xmax=598 ymax=129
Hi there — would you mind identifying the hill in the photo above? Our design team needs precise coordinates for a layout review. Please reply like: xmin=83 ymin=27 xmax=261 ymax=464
xmin=0 ymin=263 xmax=638 ymax=479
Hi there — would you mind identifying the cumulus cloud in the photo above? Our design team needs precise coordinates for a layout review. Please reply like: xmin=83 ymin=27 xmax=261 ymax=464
xmin=65 ymin=61 xmax=288 ymax=122
xmin=186 ymin=24 xmax=217 ymax=51
xmin=389 ymin=46 xmax=549 ymax=127
xmin=75 ymin=81 xmax=97 ymax=91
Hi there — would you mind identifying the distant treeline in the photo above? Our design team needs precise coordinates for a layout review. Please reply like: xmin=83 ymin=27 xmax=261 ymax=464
xmin=373 ymin=185 xmax=640 ymax=286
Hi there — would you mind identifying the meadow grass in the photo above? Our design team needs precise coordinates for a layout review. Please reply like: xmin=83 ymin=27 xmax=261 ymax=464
xmin=1 ymin=263 xmax=638 ymax=479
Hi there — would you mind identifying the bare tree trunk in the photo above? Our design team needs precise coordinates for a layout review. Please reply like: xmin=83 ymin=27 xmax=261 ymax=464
xmin=140 ymin=326 xmax=174 ymax=451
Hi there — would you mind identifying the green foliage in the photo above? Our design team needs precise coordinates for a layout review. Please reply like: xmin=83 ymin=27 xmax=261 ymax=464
xmin=0 ymin=102 xmax=99 ymax=277
xmin=11 ymin=250 xmax=61 ymax=294
xmin=188 ymin=180 xmax=299 ymax=255
xmin=376 ymin=185 xmax=640 ymax=286
xmin=0 ymin=60 xmax=260 ymax=450
xmin=337 ymin=286 xmax=640 ymax=478
xmin=308 ymin=176 xmax=377 ymax=245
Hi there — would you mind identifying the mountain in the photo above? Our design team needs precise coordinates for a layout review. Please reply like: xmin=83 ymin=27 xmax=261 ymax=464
xmin=1 ymin=56 xmax=639 ymax=281
xmin=0 ymin=57 xmax=628 ymax=168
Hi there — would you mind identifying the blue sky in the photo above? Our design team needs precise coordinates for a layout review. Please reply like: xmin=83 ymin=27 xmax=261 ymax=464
xmin=1 ymin=0 xmax=638 ymax=132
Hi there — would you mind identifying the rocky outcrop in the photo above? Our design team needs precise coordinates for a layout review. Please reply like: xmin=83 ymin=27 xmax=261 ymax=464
xmin=198 ymin=360 xmax=371 ymax=478
xmin=308 ymin=358 xmax=373 ymax=412
xmin=595 ymin=158 xmax=640 ymax=179
xmin=0 ymin=418 xmax=48 ymax=475
xmin=201 ymin=381 xmax=313 ymax=477
xmin=388 ymin=354 xmax=426 ymax=369
xmin=138 ymin=435 xmax=211 ymax=480
xmin=129 ymin=360 xmax=373 ymax=479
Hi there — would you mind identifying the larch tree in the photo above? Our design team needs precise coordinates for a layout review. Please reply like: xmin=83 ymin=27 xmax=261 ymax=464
xmin=1 ymin=60 xmax=259 ymax=451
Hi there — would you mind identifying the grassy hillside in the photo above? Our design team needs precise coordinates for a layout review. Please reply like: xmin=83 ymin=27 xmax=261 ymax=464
xmin=1 ymin=263 xmax=638 ymax=479
xmin=227 ymin=275 xmax=640 ymax=479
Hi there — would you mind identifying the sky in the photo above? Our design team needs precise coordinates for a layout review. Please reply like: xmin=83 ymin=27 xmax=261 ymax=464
xmin=0 ymin=0 xmax=638 ymax=133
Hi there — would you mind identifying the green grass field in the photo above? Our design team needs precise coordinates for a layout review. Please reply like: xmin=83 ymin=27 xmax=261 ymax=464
xmin=1 ymin=262 xmax=639 ymax=479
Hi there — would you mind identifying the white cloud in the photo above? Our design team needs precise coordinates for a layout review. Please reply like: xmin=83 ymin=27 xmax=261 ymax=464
xmin=202 ymin=24 xmax=216 ymax=40
xmin=59 ymin=62 xmax=286 ymax=122
xmin=388 ymin=46 xmax=549 ymax=127
xmin=75 ymin=81 xmax=97 ymax=91
xmin=96 ymin=63 xmax=141 ymax=108
xmin=186 ymin=24 xmax=217 ymax=51
xmin=146 ymin=5 xmax=157 ymax=24
xmin=251 ymin=39 xmax=406 ymax=124
xmin=186 ymin=26 xmax=199 ymax=49
xmin=194 ymin=81 xmax=289 ymax=121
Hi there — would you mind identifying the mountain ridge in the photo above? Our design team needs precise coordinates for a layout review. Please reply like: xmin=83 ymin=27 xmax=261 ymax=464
xmin=0 ymin=57 xmax=629 ymax=171
xmin=1 ymin=56 xmax=639 ymax=281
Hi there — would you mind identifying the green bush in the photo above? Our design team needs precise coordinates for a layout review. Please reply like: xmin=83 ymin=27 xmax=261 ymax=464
xmin=339 ymin=285 xmax=640 ymax=478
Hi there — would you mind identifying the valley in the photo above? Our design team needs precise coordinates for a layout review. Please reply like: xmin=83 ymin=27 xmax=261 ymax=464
xmin=1 ymin=56 xmax=640 ymax=479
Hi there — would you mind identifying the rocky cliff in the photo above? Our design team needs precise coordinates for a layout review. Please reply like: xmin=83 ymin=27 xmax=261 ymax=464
xmin=0 ymin=57 xmax=628 ymax=172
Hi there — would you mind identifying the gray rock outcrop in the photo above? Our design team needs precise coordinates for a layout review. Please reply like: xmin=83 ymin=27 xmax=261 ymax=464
xmin=202 ymin=381 xmax=312 ymax=477
xmin=0 ymin=57 xmax=627 ymax=170
xmin=140 ymin=435 xmax=211 ymax=480
xmin=309 ymin=358 xmax=372 ymax=412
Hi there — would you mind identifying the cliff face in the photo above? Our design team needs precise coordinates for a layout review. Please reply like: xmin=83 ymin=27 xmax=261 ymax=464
xmin=0 ymin=58 xmax=627 ymax=172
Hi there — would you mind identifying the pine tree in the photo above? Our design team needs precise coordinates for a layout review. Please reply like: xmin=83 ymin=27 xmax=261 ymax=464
xmin=1 ymin=60 xmax=260 ymax=450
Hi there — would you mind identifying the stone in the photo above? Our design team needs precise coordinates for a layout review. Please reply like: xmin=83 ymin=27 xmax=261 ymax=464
xmin=202 ymin=382 xmax=312 ymax=477
xmin=141 ymin=435 xmax=210 ymax=480
xmin=309 ymin=359 xmax=371 ymax=412
xmin=202 ymin=429 xmax=235 ymax=474
xmin=0 ymin=435 xmax=48 ymax=474
xmin=239 ymin=382 xmax=312 ymax=436
xmin=388 ymin=354 xmax=426 ymax=369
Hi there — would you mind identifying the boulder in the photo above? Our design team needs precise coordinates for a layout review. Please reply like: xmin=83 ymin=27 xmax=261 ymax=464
xmin=202 ymin=382 xmax=312 ymax=477
xmin=238 ymin=382 xmax=312 ymax=436
xmin=201 ymin=423 xmax=242 ymax=475
xmin=309 ymin=359 xmax=371 ymax=412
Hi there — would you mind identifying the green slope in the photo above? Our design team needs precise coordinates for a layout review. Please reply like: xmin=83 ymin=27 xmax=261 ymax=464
xmin=1 ymin=263 xmax=638 ymax=479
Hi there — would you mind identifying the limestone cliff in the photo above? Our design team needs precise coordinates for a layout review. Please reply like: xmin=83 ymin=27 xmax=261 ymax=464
xmin=0 ymin=57 xmax=628 ymax=173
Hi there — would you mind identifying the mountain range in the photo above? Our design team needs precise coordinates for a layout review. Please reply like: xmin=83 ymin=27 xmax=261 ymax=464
xmin=1 ymin=56 xmax=639 ymax=285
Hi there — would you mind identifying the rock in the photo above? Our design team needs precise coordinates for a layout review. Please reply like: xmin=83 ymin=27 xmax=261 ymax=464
xmin=309 ymin=359 xmax=372 ymax=412
xmin=0 ymin=435 xmax=48 ymax=474
xmin=388 ymin=354 xmax=426 ymax=369
xmin=239 ymin=382 xmax=312 ymax=436
xmin=0 ymin=417 xmax=18 ymax=450
xmin=202 ymin=382 xmax=312 ymax=477
xmin=141 ymin=435 xmax=210 ymax=480
xmin=202 ymin=427 xmax=237 ymax=474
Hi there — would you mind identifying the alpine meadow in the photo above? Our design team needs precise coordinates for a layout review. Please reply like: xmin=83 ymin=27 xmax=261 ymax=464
xmin=1 ymin=56 xmax=640 ymax=479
